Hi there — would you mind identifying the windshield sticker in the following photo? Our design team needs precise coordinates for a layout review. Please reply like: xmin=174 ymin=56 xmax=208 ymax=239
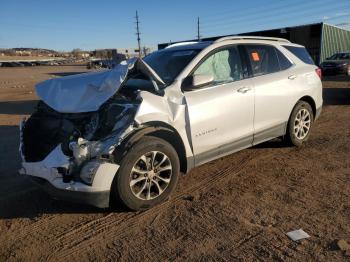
xmin=251 ymin=52 xmax=260 ymax=61
xmin=172 ymin=50 xmax=196 ymax=57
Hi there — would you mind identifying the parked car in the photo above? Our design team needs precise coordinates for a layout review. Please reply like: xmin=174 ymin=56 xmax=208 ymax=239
xmin=21 ymin=61 xmax=35 ymax=66
xmin=20 ymin=36 xmax=323 ymax=210
xmin=87 ymin=59 xmax=116 ymax=69
xmin=320 ymin=52 xmax=350 ymax=76
xmin=1 ymin=62 xmax=21 ymax=67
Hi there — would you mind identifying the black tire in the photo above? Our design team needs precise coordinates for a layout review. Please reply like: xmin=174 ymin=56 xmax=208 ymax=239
xmin=112 ymin=136 xmax=180 ymax=211
xmin=285 ymin=101 xmax=314 ymax=147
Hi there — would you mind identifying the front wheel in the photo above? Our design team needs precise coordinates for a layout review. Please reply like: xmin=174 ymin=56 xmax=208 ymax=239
xmin=112 ymin=136 xmax=180 ymax=211
xmin=285 ymin=101 xmax=314 ymax=147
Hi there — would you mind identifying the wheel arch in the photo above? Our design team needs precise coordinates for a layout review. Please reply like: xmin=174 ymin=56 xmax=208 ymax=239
xmin=114 ymin=121 xmax=188 ymax=174
xmin=299 ymin=95 xmax=316 ymax=118
xmin=286 ymin=95 xmax=316 ymax=135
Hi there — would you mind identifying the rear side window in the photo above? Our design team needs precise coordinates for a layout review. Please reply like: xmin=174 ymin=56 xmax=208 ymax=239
xmin=282 ymin=46 xmax=314 ymax=65
xmin=244 ymin=45 xmax=280 ymax=76
xmin=275 ymin=49 xmax=293 ymax=70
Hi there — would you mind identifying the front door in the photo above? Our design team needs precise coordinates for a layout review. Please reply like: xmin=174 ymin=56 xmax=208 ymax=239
xmin=183 ymin=46 xmax=255 ymax=165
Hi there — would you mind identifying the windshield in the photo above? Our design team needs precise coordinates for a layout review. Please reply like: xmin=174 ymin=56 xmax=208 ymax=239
xmin=328 ymin=53 xmax=350 ymax=60
xmin=143 ymin=49 xmax=200 ymax=84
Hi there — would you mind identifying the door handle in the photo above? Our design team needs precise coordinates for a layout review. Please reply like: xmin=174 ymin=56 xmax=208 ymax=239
xmin=288 ymin=75 xmax=297 ymax=80
xmin=237 ymin=87 xmax=251 ymax=93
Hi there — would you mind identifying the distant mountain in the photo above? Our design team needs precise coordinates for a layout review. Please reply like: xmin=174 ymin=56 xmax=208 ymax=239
xmin=11 ymin=48 xmax=58 ymax=54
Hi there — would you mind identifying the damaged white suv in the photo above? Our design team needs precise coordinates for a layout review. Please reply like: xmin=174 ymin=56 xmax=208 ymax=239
xmin=20 ymin=36 xmax=322 ymax=210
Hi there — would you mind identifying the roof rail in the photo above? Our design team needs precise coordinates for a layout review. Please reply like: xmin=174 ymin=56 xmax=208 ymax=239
xmin=214 ymin=36 xmax=290 ymax=43
xmin=165 ymin=41 xmax=199 ymax=49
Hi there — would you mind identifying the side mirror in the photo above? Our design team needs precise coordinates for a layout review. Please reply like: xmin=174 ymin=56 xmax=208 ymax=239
xmin=182 ymin=74 xmax=214 ymax=91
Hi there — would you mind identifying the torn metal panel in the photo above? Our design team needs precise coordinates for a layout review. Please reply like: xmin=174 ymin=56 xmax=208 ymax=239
xmin=133 ymin=86 xmax=195 ymax=166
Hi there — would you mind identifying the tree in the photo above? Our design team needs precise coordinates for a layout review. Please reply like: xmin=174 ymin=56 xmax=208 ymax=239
xmin=71 ymin=48 xmax=82 ymax=57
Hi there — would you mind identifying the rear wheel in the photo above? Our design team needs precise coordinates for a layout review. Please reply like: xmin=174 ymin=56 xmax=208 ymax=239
xmin=285 ymin=101 xmax=314 ymax=147
xmin=112 ymin=136 xmax=180 ymax=211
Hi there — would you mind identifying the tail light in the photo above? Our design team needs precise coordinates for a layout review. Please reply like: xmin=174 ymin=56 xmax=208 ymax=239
xmin=315 ymin=68 xmax=322 ymax=79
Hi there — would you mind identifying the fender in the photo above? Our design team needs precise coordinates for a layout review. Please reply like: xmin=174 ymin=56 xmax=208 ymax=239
xmin=114 ymin=120 xmax=193 ymax=174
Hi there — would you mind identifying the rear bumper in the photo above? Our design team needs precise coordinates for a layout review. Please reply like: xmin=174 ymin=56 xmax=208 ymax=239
xmin=31 ymin=177 xmax=110 ymax=208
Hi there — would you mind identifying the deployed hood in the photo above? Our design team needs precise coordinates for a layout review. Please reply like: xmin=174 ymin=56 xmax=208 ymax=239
xmin=36 ymin=58 xmax=165 ymax=113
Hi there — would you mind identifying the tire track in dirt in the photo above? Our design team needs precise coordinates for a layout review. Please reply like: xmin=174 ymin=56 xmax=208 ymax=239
xmin=0 ymin=213 xmax=107 ymax=260
xmin=46 ymin=149 xmax=274 ymax=261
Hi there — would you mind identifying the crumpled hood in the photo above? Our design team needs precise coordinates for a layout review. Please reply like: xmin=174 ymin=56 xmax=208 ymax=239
xmin=36 ymin=58 xmax=165 ymax=113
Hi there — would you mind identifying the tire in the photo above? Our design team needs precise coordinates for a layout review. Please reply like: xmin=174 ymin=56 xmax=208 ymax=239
xmin=112 ymin=136 xmax=180 ymax=211
xmin=285 ymin=101 xmax=314 ymax=147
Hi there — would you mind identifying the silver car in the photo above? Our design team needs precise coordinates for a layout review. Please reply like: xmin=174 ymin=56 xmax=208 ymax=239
xmin=20 ymin=36 xmax=323 ymax=210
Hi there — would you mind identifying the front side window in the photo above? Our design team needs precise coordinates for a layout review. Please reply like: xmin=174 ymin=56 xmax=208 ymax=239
xmin=143 ymin=49 xmax=201 ymax=85
xmin=245 ymin=45 xmax=280 ymax=76
xmin=193 ymin=46 xmax=243 ymax=86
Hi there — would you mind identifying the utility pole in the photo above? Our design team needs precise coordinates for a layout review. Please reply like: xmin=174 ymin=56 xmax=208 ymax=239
xmin=135 ymin=10 xmax=141 ymax=57
xmin=197 ymin=17 xmax=201 ymax=41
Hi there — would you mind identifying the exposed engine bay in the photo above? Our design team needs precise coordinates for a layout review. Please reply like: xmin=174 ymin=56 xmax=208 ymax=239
xmin=22 ymin=96 xmax=138 ymax=162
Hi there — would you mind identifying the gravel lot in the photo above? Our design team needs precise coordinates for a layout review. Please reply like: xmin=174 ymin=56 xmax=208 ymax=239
xmin=0 ymin=66 xmax=349 ymax=261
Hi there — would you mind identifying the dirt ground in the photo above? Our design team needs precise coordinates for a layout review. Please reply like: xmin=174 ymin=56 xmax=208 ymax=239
xmin=0 ymin=66 xmax=349 ymax=261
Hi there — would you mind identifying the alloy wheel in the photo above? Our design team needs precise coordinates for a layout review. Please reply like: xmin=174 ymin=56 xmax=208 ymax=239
xmin=293 ymin=108 xmax=311 ymax=140
xmin=129 ymin=151 xmax=172 ymax=200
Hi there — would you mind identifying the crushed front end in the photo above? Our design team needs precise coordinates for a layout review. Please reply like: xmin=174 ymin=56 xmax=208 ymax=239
xmin=18 ymin=58 xmax=170 ymax=208
xmin=19 ymin=98 xmax=138 ymax=208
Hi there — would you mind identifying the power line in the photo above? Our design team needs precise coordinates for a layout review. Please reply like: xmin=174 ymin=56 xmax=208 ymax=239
xmin=201 ymin=0 xmax=350 ymax=24
xmin=135 ymin=10 xmax=141 ymax=57
xmin=201 ymin=0 xmax=308 ymax=24
xmin=200 ymin=5 xmax=350 ymax=36
xmin=201 ymin=0 xmax=346 ymax=29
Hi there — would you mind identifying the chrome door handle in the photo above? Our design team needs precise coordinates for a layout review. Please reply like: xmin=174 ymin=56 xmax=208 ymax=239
xmin=288 ymin=75 xmax=297 ymax=80
xmin=237 ymin=87 xmax=251 ymax=93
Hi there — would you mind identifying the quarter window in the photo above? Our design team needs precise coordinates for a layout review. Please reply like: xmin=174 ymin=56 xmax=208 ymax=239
xmin=193 ymin=46 xmax=243 ymax=86
xmin=275 ymin=48 xmax=293 ymax=70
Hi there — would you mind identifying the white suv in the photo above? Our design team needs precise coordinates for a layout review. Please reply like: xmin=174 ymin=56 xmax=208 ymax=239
xmin=20 ymin=36 xmax=322 ymax=210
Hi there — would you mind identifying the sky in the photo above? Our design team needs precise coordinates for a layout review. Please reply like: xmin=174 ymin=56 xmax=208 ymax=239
xmin=0 ymin=0 xmax=349 ymax=51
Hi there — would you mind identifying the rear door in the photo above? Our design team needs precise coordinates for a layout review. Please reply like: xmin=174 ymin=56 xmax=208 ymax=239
xmin=184 ymin=45 xmax=255 ymax=165
xmin=243 ymin=44 xmax=296 ymax=144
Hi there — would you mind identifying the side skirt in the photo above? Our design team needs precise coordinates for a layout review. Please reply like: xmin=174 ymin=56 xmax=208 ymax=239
xmin=194 ymin=135 xmax=253 ymax=167
xmin=191 ymin=122 xmax=287 ymax=170
xmin=253 ymin=122 xmax=287 ymax=146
